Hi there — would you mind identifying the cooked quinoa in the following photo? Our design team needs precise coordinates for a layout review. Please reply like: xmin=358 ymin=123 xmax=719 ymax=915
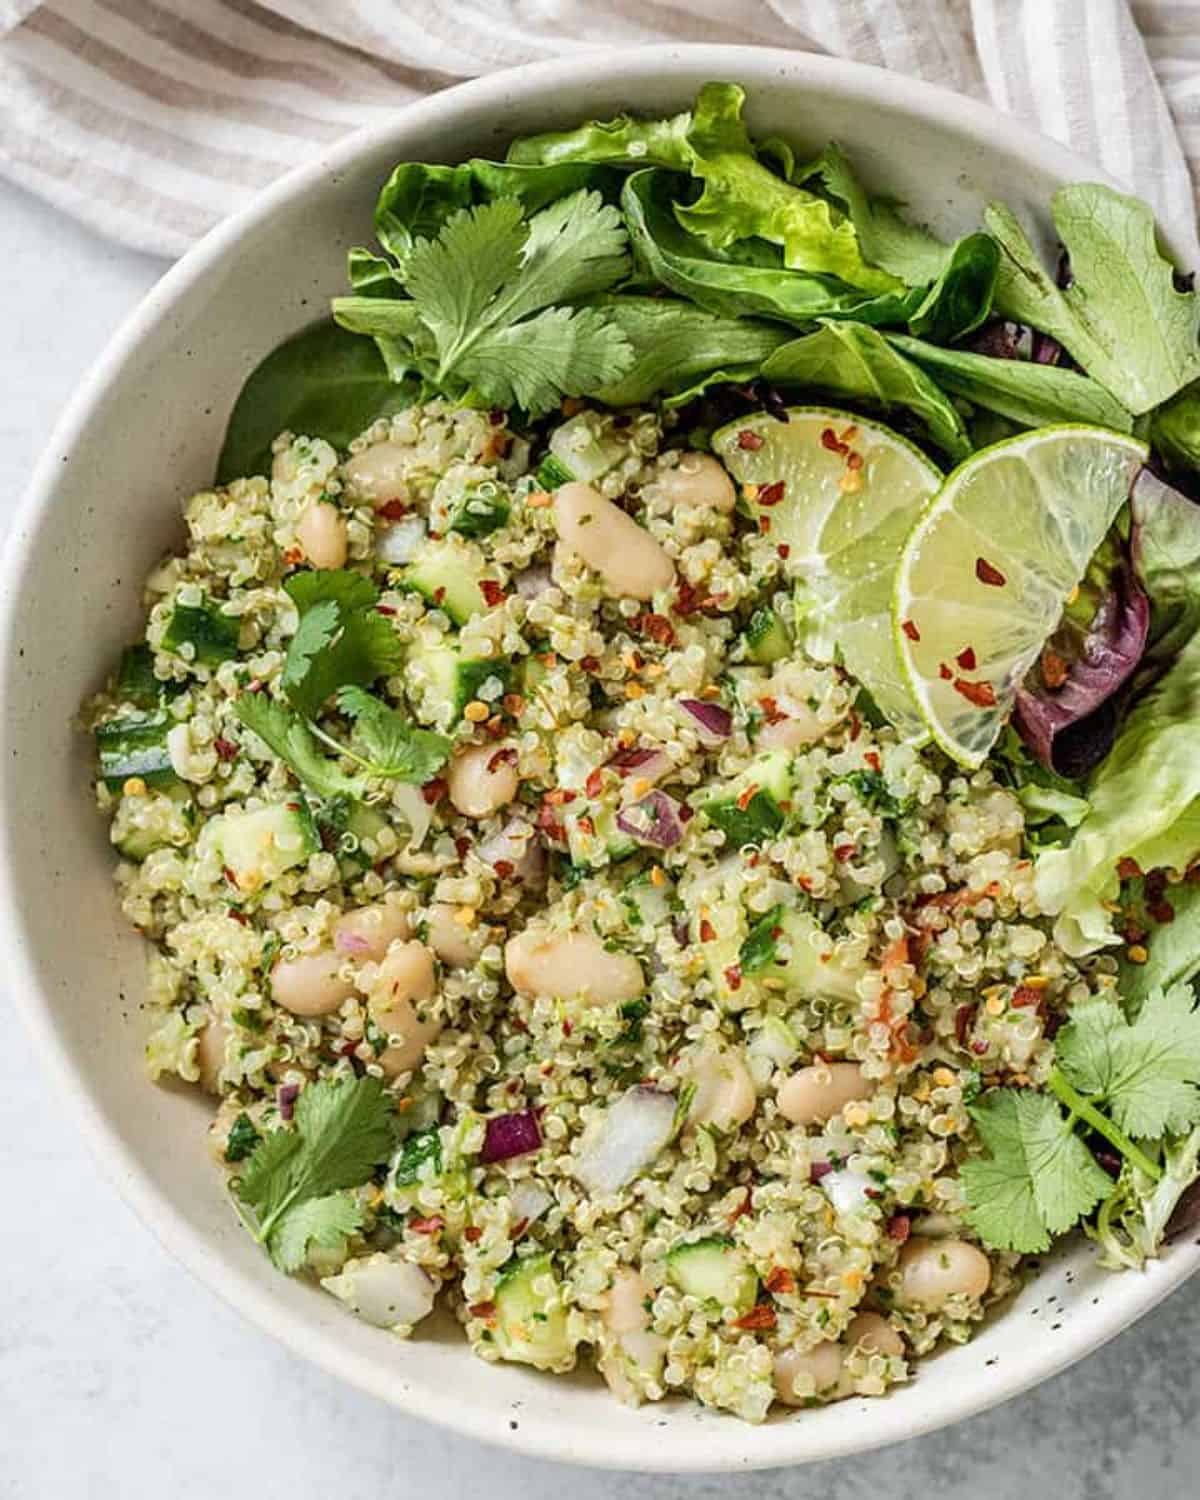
xmin=86 ymin=399 xmax=1120 ymax=1424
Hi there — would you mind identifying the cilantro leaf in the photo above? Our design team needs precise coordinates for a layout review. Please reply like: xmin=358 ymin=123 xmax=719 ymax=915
xmin=334 ymin=685 xmax=451 ymax=784
xmin=281 ymin=569 xmax=405 ymax=715
xmin=455 ymin=305 xmax=633 ymax=413
xmin=236 ymin=1075 xmax=394 ymax=1254
xmin=270 ymin=1191 xmax=365 ymax=1273
xmin=1055 ymin=985 xmax=1200 ymax=1140
xmin=961 ymin=1088 xmax=1111 ymax=1253
xmin=234 ymin=693 xmax=366 ymax=802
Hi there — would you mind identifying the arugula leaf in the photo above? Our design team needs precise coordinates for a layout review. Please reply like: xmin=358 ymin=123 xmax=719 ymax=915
xmin=1055 ymin=986 xmax=1200 ymax=1139
xmin=961 ymin=1088 xmax=1111 ymax=1253
xmin=986 ymin=186 xmax=1200 ymax=414
xmin=334 ymin=685 xmax=451 ymax=784
xmin=886 ymin=334 xmax=1134 ymax=433
xmin=270 ymin=1192 xmax=364 ymax=1273
xmin=236 ymin=1075 xmax=395 ymax=1254
xmin=234 ymin=693 xmax=366 ymax=801
xmin=216 ymin=319 xmax=417 ymax=485
xmin=506 ymin=109 xmax=693 ymax=171
xmin=762 ymin=321 xmax=971 ymax=460
xmin=281 ymin=569 xmax=404 ymax=716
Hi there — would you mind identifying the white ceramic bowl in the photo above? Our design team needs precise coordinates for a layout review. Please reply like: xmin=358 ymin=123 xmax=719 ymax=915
xmin=3 ymin=44 xmax=1197 ymax=1473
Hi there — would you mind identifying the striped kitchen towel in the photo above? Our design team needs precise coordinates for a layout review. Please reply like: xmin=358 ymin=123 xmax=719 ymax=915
xmin=0 ymin=0 xmax=1196 ymax=259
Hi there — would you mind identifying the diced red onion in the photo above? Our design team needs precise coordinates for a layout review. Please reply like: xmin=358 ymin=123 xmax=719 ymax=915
xmin=809 ymin=1161 xmax=833 ymax=1183
xmin=575 ymin=1086 xmax=676 ymax=1195
xmin=480 ymin=1109 xmax=542 ymax=1164
xmin=678 ymin=697 xmax=732 ymax=744
xmin=277 ymin=1082 xmax=300 ymax=1121
xmin=375 ymin=515 xmax=426 ymax=564
xmin=606 ymin=744 xmax=671 ymax=781
xmin=514 ymin=563 xmax=553 ymax=600
xmin=615 ymin=789 xmax=685 ymax=849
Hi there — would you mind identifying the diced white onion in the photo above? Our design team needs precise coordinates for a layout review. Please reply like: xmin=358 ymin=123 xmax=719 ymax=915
xmin=574 ymin=1086 xmax=676 ymax=1196
xmin=321 ymin=1254 xmax=436 ymax=1328
xmin=375 ymin=516 xmax=426 ymax=564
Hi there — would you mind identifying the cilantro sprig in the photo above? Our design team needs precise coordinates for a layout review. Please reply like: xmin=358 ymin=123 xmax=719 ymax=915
xmin=282 ymin=569 xmax=404 ymax=717
xmin=963 ymin=984 xmax=1200 ymax=1253
xmin=234 ymin=1075 xmax=395 ymax=1271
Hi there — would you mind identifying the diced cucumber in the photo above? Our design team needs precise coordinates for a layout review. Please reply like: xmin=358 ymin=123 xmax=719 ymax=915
xmin=406 ymin=628 xmax=510 ymax=731
xmin=211 ymin=801 xmax=319 ymax=894
xmin=112 ymin=783 xmax=192 ymax=861
xmin=771 ymin=908 xmax=864 ymax=1002
xmin=446 ymin=480 xmax=510 ymax=539
xmin=701 ymin=751 xmax=791 ymax=849
xmin=566 ymin=805 xmax=637 ymax=868
xmin=695 ymin=902 xmax=760 ymax=1012
xmin=744 ymin=606 xmax=792 ymax=666
xmin=492 ymin=1253 xmax=574 ymax=1370
xmin=540 ymin=410 xmax=629 ymax=489
xmin=161 ymin=599 xmax=240 ymax=665
xmin=399 ymin=535 xmax=495 ymax=626
xmin=115 ymin=644 xmax=162 ymax=708
xmin=666 ymin=1236 xmax=757 ymax=1313
xmin=95 ymin=711 xmax=178 ymax=791
xmin=747 ymin=1015 xmax=799 ymax=1088
xmin=620 ymin=870 xmax=674 ymax=929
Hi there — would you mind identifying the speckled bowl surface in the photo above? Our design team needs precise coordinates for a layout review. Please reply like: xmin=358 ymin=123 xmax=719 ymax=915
xmin=3 ymin=43 xmax=1197 ymax=1473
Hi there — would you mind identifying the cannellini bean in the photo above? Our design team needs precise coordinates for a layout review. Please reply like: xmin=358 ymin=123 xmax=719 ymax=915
xmin=334 ymin=895 xmax=411 ymax=962
xmin=686 ymin=1046 xmax=756 ymax=1132
xmin=776 ymin=1062 xmax=869 ymax=1126
xmin=342 ymin=441 xmax=410 ymax=507
xmin=604 ymin=1268 xmax=653 ymax=1336
xmin=295 ymin=501 xmax=348 ymax=570
xmin=362 ymin=940 xmax=442 ymax=1078
xmin=554 ymin=481 xmax=674 ymax=601
xmin=896 ymin=1237 xmax=992 ymax=1310
xmin=773 ymin=1342 xmax=847 ymax=1406
xmin=447 ymin=741 xmax=519 ymax=819
xmin=600 ymin=1268 xmax=667 ymax=1404
xmin=655 ymin=452 xmax=736 ymax=513
xmin=845 ymin=1311 xmax=905 ymax=1359
xmin=426 ymin=903 xmax=486 ymax=968
xmin=505 ymin=929 xmax=644 ymax=1006
xmin=195 ymin=1015 xmax=229 ymax=1094
xmin=271 ymin=949 xmax=356 ymax=1017
xmin=756 ymin=709 xmax=828 ymax=752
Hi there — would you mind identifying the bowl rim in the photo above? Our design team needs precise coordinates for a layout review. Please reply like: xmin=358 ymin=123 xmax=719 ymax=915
xmin=3 ymin=41 xmax=1197 ymax=1472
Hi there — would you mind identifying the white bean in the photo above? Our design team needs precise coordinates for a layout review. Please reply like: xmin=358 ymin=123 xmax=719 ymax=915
xmin=195 ymin=1015 xmax=229 ymax=1094
xmin=896 ymin=1238 xmax=992 ymax=1310
xmin=295 ymin=502 xmax=348 ymax=570
xmin=554 ymin=481 xmax=674 ymax=601
xmin=271 ymin=949 xmax=356 ymax=1017
xmin=447 ymin=741 xmax=519 ymax=819
xmin=756 ymin=709 xmax=828 ymax=752
xmin=362 ymin=940 xmax=442 ymax=1078
xmin=845 ymin=1311 xmax=905 ymax=1359
xmin=604 ymin=1267 xmax=652 ymax=1336
xmin=599 ymin=1268 xmax=667 ymax=1404
xmin=776 ymin=1062 xmax=868 ymax=1126
xmin=656 ymin=452 xmax=735 ymax=513
xmin=505 ymin=928 xmax=643 ymax=1007
xmin=342 ymin=441 xmax=410 ymax=507
xmin=686 ymin=1046 xmax=756 ymax=1132
xmin=773 ymin=1342 xmax=847 ymax=1406
xmin=426 ymin=903 xmax=485 ymax=968
xmin=334 ymin=895 xmax=411 ymax=962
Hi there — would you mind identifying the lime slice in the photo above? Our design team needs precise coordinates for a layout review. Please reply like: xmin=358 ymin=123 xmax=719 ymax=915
xmin=713 ymin=407 xmax=942 ymax=738
xmin=893 ymin=425 xmax=1147 ymax=768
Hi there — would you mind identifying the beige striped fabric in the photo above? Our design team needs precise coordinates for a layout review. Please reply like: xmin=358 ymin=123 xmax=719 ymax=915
xmin=0 ymin=0 xmax=1195 ymax=259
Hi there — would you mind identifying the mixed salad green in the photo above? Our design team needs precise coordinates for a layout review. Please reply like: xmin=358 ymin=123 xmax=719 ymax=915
xmin=209 ymin=83 xmax=1200 ymax=1274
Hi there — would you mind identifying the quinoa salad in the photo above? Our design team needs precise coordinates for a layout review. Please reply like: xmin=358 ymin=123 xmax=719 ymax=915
xmin=86 ymin=84 xmax=1200 ymax=1424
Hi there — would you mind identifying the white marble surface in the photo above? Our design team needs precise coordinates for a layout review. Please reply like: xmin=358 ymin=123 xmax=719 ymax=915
xmin=2 ymin=174 xmax=1199 ymax=1500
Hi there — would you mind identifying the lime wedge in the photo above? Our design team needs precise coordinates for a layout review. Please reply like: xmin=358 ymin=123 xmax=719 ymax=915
xmin=893 ymin=425 xmax=1147 ymax=767
xmin=713 ymin=407 xmax=942 ymax=738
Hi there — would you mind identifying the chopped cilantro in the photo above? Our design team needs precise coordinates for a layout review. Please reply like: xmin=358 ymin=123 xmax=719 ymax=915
xmin=224 ymin=1112 xmax=262 ymax=1163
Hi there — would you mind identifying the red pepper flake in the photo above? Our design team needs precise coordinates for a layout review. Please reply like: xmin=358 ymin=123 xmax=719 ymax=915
xmin=864 ymin=750 xmax=881 ymax=772
xmin=378 ymin=498 xmax=409 ymax=520
xmin=562 ymin=1018 xmax=573 ymax=1037
xmin=579 ymin=655 xmax=601 ymax=673
xmin=953 ymin=676 xmax=997 ymax=708
xmin=227 ymin=908 xmax=248 ymax=926
xmin=468 ymin=1301 xmax=496 ymax=1324
xmin=759 ymin=695 xmax=786 ymax=725
xmin=222 ymin=866 xmax=238 ymax=887
xmin=674 ymin=579 xmax=701 ymax=616
xmin=758 ymin=515 xmax=772 ymax=534
xmin=576 ymin=815 xmax=595 ymax=837
xmin=585 ymin=767 xmax=604 ymax=799
xmin=847 ymin=710 xmax=862 ymax=742
xmin=821 ymin=426 xmax=849 ymax=457
xmin=1116 ymin=857 xmax=1142 ymax=881
xmin=375 ymin=604 xmax=397 ymax=617
xmin=975 ymin=557 xmax=1006 ymax=587
xmin=421 ymin=776 xmax=447 ymax=805
xmin=776 ymin=543 xmax=791 ymax=561
xmin=463 ymin=1226 xmax=483 ymax=1244
xmin=834 ymin=843 xmax=856 ymax=862
xmin=1149 ymin=898 xmax=1176 ymax=925
xmin=736 ymin=782 xmax=759 ymax=812
xmin=544 ymin=788 xmax=576 ymax=806
xmin=1011 ymin=985 xmax=1042 ymax=1009
xmin=938 ymin=662 xmax=953 ymax=681
xmin=492 ymin=859 xmax=515 ymax=879
xmin=213 ymin=736 xmax=238 ymax=762
xmin=846 ymin=450 xmax=865 ymax=473
xmin=454 ymin=835 xmax=471 ymax=861
xmin=433 ymin=586 xmax=446 ymax=606
xmin=282 ymin=546 xmax=304 ymax=567
xmin=479 ymin=579 xmax=506 ymax=607
xmin=757 ymin=480 xmax=785 ymax=507
xmin=537 ymin=804 xmax=566 ymax=842
xmin=699 ymin=918 xmax=716 ymax=943
xmin=901 ymin=618 xmax=921 ymax=642
xmin=955 ymin=1004 xmax=976 ymax=1046
xmin=971 ymin=1038 xmax=990 ymax=1056
xmin=632 ymin=612 xmax=676 ymax=646
xmin=887 ymin=1214 xmax=911 ymax=1243
xmin=1041 ymin=648 xmax=1068 ymax=690
xmin=764 ymin=1266 xmax=795 ymax=1296
xmin=487 ymin=746 xmax=518 ymax=774
xmin=737 ymin=429 xmax=764 ymax=450
xmin=728 ymin=1188 xmax=753 ymax=1225
xmin=723 ymin=964 xmax=743 ymax=992
xmin=731 ymin=1304 xmax=777 ymax=1331
xmin=956 ymin=645 xmax=977 ymax=671
xmin=410 ymin=1215 xmax=444 ymax=1235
